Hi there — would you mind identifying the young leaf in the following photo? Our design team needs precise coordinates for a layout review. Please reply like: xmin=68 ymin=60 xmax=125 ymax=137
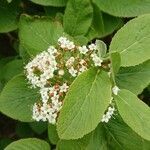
xmin=63 ymin=0 xmax=93 ymax=36
xmin=57 ymin=68 xmax=111 ymax=139
xmin=115 ymin=89 xmax=150 ymax=141
xmin=110 ymin=52 xmax=121 ymax=82
xmin=19 ymin=15 xmax=64 ymax=56
xmin=0 ymin=74 xmax=40 ymax=122
xmin=110 ymin=14 xmax=150 ymax=66
xmin=116 ymin=60 xmax=150 ymax=95
xmin=93 ymin=0 xmax=150 ymax=17
xmin=5 ymin=138 xmax=50 ymax=150
xmin=96 ymin=40 xmax=107 ymax=58
xmin=86 ymin=4 xmax=123 ymax=40
xmin=0 ymin=0 xmax=20 ymax=33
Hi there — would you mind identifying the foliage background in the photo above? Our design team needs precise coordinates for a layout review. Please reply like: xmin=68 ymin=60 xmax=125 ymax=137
xmin=0 ymin=0 xmax=150 ymax=149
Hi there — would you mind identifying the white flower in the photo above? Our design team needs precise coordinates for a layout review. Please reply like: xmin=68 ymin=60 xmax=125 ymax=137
xmin=58 ymin=69 xmax=65 ymax=76
xmin=53 ymin=101 xmax=62 ymax=111
xmin=101 ymin=106 xmax=115 ymax=123
xmin=112 ymin=86 xmax=120 ymax=95
xmin=60 ymin=83 xmax=69 ymax=93
xmin=101 ymin=114 xmax=109 ymax=123
xmin=91 ymin=53 xmax=103 ymax=66
xmin=47 ymin=46 xmax=57 ymax=54
xmin=67 ymin=41 xmax=75 ymax=50
xmin=107 ymin=107 xmax=115 ymax=115
xmin=79 ymin=59 xmax=86 ymax=65
xmin=49 ymin=87 xmax=57 ymax=95
xmin=79 ymin=65 xmax=87 ymax=73
xmin=88 ymin=43 xmax=96 ymax=51
xmin=66 ymin=57 xmax=75 ymax=67
xmin=51 ymin=94 xmax=59 ymax=102
xmin=69 ymin=67 xmax=77 ymax=77
xmin=40 ymin=88 xmax=49 ymax=103
xmin=58 ymin=36 xmax=67 ymax=43
xmin=47 ymin=113 xmax=57 ymax=124
xmin=58 ymin=37 xmax=75 ymax=50
xmin=78 ymin=46 xmax=88 ymax=54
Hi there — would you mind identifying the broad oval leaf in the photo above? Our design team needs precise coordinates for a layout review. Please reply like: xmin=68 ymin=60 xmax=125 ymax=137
xmin=57 ymin=68 xmax=111 ymax=139
xmin=93 ymin=0 xmax=150 ymax=17
xmin=0 ymin=0 xmax=20 ymax=33
xmin=0 ymin=74 xmax=40 ymax=122
xmin=63 ymin=0 xmax=93 ymax=36
xmin=30 ymin=0 xmax=68 ymax=6
xmin=116 ymin=60 xmax=150 ymax=95
xmin=110 ymin=14 xmax=150 ymax=66
xmin=5 ymin=138 xmax=50 ymax=150
xmin=19 ymin=15 xmax=64 ymax=56
xmin=115 ymin=89 xmax=150 ymax=141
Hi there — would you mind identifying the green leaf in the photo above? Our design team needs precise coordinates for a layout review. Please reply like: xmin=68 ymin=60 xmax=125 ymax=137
xmin=104 ymin=115 xmax=150 ymax=150
xmin=0 ymin=0 xmax=20 ymax=33
xmin=115 ymin=89 xmax=150 ymax=141
xmin=63 ymin=0 xmax=93 ymax=36
xmin=0 ymin=138 xmax=13 ymax=150
xmin=0 ymin=57 xmax=15 ymax=91
xmin=48 ymin=124 xmax=59 ymax=144
xmin=0 ymin=74 xmax=40 ymax=122
xmin=19 ymin=15 xmax=64 ymax=56
xmin=7 ymin=0 xmax=12 ymax=3
xmin=29 ymin=122 xmax=47 ymax=135
xmin=96 ymin=40 xmax=107 ymax=58
xmin=0 ymin=59 xmax=23 ymax=84
xmin=57 ymin=68 xmax=111 ymax=139
xmin=44 ymin=6 xmax=64 ymax=18
xmin=30 ymin=0 xmax=68 ymax=7
xmin=93 ymin=0 xmax=150 ymax=17
xmin=5 ymin=138 xmax=50 ymax=150
xmin=110 ymin=14 xmax=150 ymax=66
xmin=110 ymin=52 xmax=121 ymax=82
xmin=86 ymin=4 xmax=123 ymax=40
xmin=116 ymin=60 xmax=150 ymax=95
xmin=57 ymin=116 xmax=150 ymax=150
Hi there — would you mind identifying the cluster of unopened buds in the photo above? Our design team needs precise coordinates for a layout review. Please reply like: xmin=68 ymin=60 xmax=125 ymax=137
xmin=101 ymin=106 xmax=115 ymax=123
xmin=25 ymin=36 xmax=104 ymax=124
xmin=101 ymin=86 xmax=120 ymax=123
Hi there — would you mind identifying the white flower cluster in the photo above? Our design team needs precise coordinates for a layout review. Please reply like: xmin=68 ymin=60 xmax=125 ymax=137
xmin=32 ymin=83 xmax=69 ymax=124
xmin=25 ymin=46 xmax=57 ymax=88
xmin=25 ymin=36 xmax=105 ymax=124
xmin=101 ymin=106 xmax=115 ymax=123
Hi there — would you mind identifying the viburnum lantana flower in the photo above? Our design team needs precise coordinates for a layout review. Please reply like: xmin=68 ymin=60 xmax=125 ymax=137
xmin=25 ymin=36 xmax=107 ymax=124
xmin=101 ymin=106 xmax=115 ymax=123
